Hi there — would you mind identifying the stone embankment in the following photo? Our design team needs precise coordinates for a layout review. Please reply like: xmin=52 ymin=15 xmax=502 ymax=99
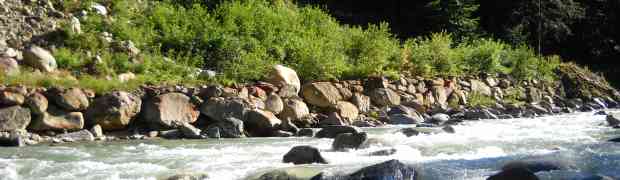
xmin=0 ymin=63 xmax=619 ymax=147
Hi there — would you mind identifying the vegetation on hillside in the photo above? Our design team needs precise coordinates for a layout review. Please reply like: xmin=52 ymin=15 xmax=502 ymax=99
xmin=2 ymin=0 xmax=567 ymax=92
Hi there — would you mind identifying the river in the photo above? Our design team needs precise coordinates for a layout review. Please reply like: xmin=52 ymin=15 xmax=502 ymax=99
xmin=1 ymin=111 xmax=618 ymax=180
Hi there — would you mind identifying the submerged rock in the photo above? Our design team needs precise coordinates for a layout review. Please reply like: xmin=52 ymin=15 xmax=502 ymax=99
xmin=487 ymin=167 xmax=539 ymax=180
xmin=347 ymin=159 xmax=418 ymax=180
xmin=501 ymin=160 xmax=570 ymax=173
xmin=257 ymin=170 xmax=302 ymax=180
xmin=332 ymin=132 xmax=368 ymax=151
xmin=55 ymin=130 xmax=95 ymax=142
xmin=368 ymin=148 xmax=397 ymax=156
xmin=283 ymin=146 xmax=327 ymax=165
xmin=605 ymin=113 xmax=620 ymax=127
xmin=315 ymin=125 xmax=360 ymax=138
xmin=166 ymin=173 xmax=209 ymax=180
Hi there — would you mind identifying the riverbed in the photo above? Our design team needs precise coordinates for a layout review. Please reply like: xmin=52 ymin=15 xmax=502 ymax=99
xmin=1 ymin=111 xmax=618 ymax=180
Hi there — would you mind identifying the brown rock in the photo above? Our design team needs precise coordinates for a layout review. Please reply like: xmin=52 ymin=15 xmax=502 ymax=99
xmin=333 ymin=101 xmax=359 ymax=123
xmin=0 ymin=90 xmax=25 ymax=106
xmin=143 ymin=93 xmax=199 ymax=129
xmin=29 ymin=105 xmax=84 ymax=131
xmin=265 ymin=94 xmax=284 ymax=115
xmin=370 ymin=88 xmax=400 ymax=107
xmin=244 ymin=109 xmax=282 ymax=137
xmin=47 ymin=87 xmax=90 ymax=111
xmin=267 ymin=65 xmax=301 ymax=93
xmin=85 ymin=91 xmax=141 ymax=130
xmin=302 ymin=82 xmax=343 ymax=107
xmin=351 ymin=93 xmax=371 ymax=113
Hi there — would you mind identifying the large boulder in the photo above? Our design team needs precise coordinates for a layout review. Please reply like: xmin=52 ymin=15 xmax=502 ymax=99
xmin=47 ymin=88 xmax=90 ymax=111
xmin=0 ymin=90 xmax=25 ymax=106
xmin=332 ymin=132 xmax=368 ymax=151
xmin=244 ymin=109 xmax=282 ymax=137
xmin=0 ymin=106 xmax=31 ymax=131
xmin=143 ymin=93 xmax=199 ymax=129
xmin=302 ymin=82 xmax=343 ymax=107
xmin=470 ymin=79 xmax=492 ymax=96
xmin=432 ymin=85 xmax=448 ymax=108
xmin=347 ymin=159 xmax=418 ymax=180
xmin=315 ymin=125 xmax=360 ymax=138
xmin=487 ymin=168 xmax=539 ymax=180
xmin=279 ymin=98 xmax=311 ymax=125
xmin=369 ymin=88 xmax=400 ymax=107
xmin=605 ymin=113 xmax=620 ymax=127
xmin=0 ymin=57 xmax=19 ymax=75
xmin=333 ymin=101 xmax=359 ymax=123
xmin=267 ymin=65 xmax=301 ymax=94
xmin=85 ymin=91 xmax=141 ymax=130
xmin=200 ymin=97 xmax=250 ymax=122
xmin=29 ymin=105 xmax=84 ymax=131
xmin=23 ymin=46 xmax=57 ymax=72
xmin=265 ymin=94 xmax=284 ymax=115
xmin=208 ymin=117 xmax=245 ymax=138
xmin=283 ymin=146 xmax=328 ymax=165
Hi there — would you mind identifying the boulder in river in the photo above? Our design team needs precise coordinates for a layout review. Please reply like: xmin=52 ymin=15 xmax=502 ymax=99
xmin=487 ymin=167 xmax=539 ymax=180
xmin=388 ymin=114 xmax=422 ymax=125
xmin=347 ymin=159 xmax=418 ymax=180
xmin=166 ymin=173 xmax=209 ymax=180
xmin=315 ymin=125 xmax=361 ymax=138
xmin=296 ymin=128 xmax=315 ymax=137
xmin=143 ymin=93 xmax=199 ymax=129
xmin=244 ymin=109 xmax=282 ymax=137
xmin=208 ymin=117 xmax=245 ymax=138
xmin=257 ymin=170 xmax=303 ymax=180
xmin=179 ymin=123 xmax=202 ymax=139
xmin=0 ymin=106 xmax=31 ymax=131
xmin=279 ymin=98 xmax=310 ymax=125
xmin=368 ymin=148 xmax=397 ymax=156
xmin=283 ymin=146 xmax=327 ymax=165
xmin=200 ymin=97 xmax=250 ymax=122
xmin=608 ymin=137 xmax=620 ymax=142
xmin=0 ymin=131 xmax=25 ymax=147
xmin=605 ymin=113 xmax=620 ymax=127
xmin=332 ymin=132 xmax=368 ymax=151
xmin=85 ymin=91 xmax=141 ymax=130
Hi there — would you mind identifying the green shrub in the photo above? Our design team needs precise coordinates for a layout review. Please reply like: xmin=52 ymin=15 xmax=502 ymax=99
xmin=461 ymin=38 xmax=507 ymax=74
xmin=467 ymin=92 xmax=496 ymax=107
xmin=405 ymin=32 xmax=463 ymax=77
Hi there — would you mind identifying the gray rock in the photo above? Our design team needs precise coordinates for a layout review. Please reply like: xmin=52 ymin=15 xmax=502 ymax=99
xmin=351 ymin=93 xmax=371 ymax=113
xmin=369 ymin=88 xmax=400 ymax=107
xmin=368 ymin=148 xmax=397 ymax=156
xmin=209 ymin=117 xmax=244 ymax=138
xmin=159 ymin=129 xmax=182 ymax=139
xmin=244 ymin=109 xmax=281 ymax=137
xmin=320 ymin=112 xmax=348 ymax=126
xmin=283 ymin=146 xmax=327 ymax=165
xmin=166 ymin=173 xmax=209 ymax=180
xmin=200 ymin=97 xmax=250 ymax=122
xmin=442 ymin=125 xmax=456 ymax=133
xmin=90 ymin=124 xmax=103 ymax=138
xmin=85 ymin=91 xmax=141 ymax=130
xmin=23 ymin=46 xmax=56 ymax=72
xmin=47 ymin=88 xmax=89 ymax=111
xmin=400 ymin=127 xmax=443 ymax=137
xmin=143 ymin=93 xmax=199 ymax=129
xmin=429 ymin=113 xmax=450 ymax=125
xmin=388 ymin=114 xmax=422 ymax=125
xmin=347 ymin=159 xmax=418 ymax=180
xmin=24 ymin=92 xmax=48 ymax=115
xmin=387 ymin=105 xmax=416 ymax=116
xmin=470 ymin=79 xmax=492 ymax=96
xmin=606 ymin=113 xmax=620 ymax=127
xmin=257 ymin=170 xmax=302 ymax=180
xmin=609 ymin=137 xmax=620 ymax=142
xmin=29 ymin=105 xmax=84 ymax=131
xmin=179 ymin=123 xmax=202 ymax=139
xmin=296 ymin=128 xmax=315 ymax=137
xmin=279 ymin=98 xmax=311 ymax=126
xmin=265 ymin=94 xmax=284 ymax=115
xmin=315 ymin=125 xmax=361 ymax=138
xmin=0 ymin=57 xmax=19 ymax=75
xmin=487 ymin=168 xmax=538 ymax=180
xmin=56 ymin=130 xmax=95 ymax=142
xmin=333 ymin=101 xmax=359 ymax=123
xmin=0 ymin=131 xmax=25 ymax=147
xmin=301 ymin=82 xmax=343 ymax=107
xmin=0 ymin=106 xmax=31 ymax=131
xmin=501 ymin=160 xmax=571 ymax=173
xmin=267 ymin=65 xmax=301 ymax=94
xmin=332 ymin=132 xmax=368 ymax=151
xmin=206 ymin=126 xmax=221 ymax=139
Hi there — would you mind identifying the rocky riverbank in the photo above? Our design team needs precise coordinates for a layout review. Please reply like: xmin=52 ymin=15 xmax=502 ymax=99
xmin=0 ymin=63 xmax=619 ymax=148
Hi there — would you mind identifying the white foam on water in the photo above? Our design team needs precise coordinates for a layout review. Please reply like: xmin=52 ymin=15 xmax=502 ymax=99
xmin=0 ymin=111 xmax=616 ymax=180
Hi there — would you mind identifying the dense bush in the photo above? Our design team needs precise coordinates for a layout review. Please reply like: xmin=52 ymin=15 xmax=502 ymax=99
xmin=2 ymin=0 xmax=562 ymax=93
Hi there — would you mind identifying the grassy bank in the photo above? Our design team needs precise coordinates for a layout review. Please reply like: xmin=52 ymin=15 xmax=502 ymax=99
xmin=3 ymin=0 xmax=563 ymax=93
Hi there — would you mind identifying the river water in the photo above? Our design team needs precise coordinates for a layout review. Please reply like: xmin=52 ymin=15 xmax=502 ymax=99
xmin=1 ymin=111 xmax=619 ymax=180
